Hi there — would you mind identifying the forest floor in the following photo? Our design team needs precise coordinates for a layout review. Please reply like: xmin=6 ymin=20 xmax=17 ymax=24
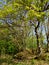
xmin=0 ymin=50 xmax=49 ymax=65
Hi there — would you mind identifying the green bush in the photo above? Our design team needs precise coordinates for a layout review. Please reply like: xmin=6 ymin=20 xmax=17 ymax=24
xmin=0 ymin=40 xmax=19 ymax=55
xmin=0 ymin=40 xmax=6 ymax=54
xmin=6 ymin=41 xmax=19 ymax=54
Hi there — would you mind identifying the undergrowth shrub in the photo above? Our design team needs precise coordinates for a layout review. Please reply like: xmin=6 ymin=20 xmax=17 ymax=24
xmin=0 ymin=40 xmax=19 ymax=55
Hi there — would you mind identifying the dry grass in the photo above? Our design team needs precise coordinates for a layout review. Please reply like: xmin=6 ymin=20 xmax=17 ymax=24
xmin=0 ymin=51 xmax=49 ymax=65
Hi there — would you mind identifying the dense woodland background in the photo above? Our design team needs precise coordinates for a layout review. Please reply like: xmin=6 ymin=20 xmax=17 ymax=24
xmin=0 ymin=0 xmax=49 ymax=65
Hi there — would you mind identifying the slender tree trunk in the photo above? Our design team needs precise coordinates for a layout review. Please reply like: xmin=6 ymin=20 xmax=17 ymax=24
xmin=35 ymin=21 xmax=41 ymax=54
xmin=47 ymin=35 xmax=49 ymax=52
xmin=46 ymin=33 xmax=49 ymax=52
xmin=46 ymin=17 xmax=49 ymax=52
